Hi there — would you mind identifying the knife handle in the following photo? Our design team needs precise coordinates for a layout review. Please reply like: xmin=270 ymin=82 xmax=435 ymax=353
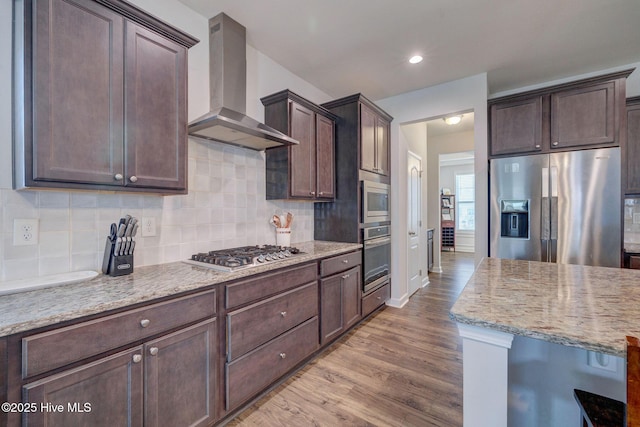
xmin=114 ymin=238 xmax=121 ymax=256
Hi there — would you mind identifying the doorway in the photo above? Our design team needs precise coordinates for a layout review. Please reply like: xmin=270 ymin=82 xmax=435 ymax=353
xmin=426 ymin=112 xmax=476 ymax=273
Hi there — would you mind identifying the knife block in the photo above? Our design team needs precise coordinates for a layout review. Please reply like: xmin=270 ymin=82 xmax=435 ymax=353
xmin=102 ymin=237 xmax=134 ymax=276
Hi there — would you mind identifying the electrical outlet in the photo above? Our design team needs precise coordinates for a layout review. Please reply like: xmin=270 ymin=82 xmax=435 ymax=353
xmin=13 ymin=219 xmax=39 ymax=246
xmin=141 ymin=217 xmax=157 ymax=237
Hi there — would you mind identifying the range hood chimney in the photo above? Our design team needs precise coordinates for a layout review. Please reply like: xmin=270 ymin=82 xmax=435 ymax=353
xmin=188 ymin=13 xmax=298 ymax=150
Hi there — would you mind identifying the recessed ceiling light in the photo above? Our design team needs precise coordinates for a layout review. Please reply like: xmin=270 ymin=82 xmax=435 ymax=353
xmin=443 ymin=115 xmax=462 ymax=125
xmin=409 ymin=55 xmax=423 ymax=64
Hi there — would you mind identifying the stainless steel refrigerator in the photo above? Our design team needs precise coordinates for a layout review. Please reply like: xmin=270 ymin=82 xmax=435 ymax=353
xmin=490 ymin=147 xmax=620 ymax=267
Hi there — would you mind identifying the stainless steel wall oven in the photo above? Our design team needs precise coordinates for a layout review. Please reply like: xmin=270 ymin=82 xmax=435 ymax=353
xmin=362 ymin=225 xmax=390 ymax=294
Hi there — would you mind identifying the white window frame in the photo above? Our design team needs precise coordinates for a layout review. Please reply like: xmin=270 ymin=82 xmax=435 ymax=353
xmin=455 ymin=173 xmax=475 ymax=232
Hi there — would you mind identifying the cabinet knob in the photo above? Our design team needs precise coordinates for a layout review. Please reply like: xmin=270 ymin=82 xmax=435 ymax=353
xmin=149 ymin=347 xmax=159 ymax=356
xmin=129 ymin=175 xmax=138 ymax=183
xmin=319 ymin=192 xmax=324 ymax=196
xmin=342 ymin=274 xmax=350 ymax=279
xmin=114 ymin=173 xmax=123 ymax=181
xmin=552 ymin=142 xmax=559 ymax=146
xmin=310 ymin=191 xmax=316 ymax=196
xmin=132 ymin=354 xmax=142 ymax=363
xmin=140 ymin=319 xmax=150 ymax=328
xmin=377 ymin=296 xmax=382 ymax=300
xmin=279 ymin=352 xmax=287 ymax=359
xmin=280 ymin=311 xmax=287 ymax=318
xmin=535 ymin=145 xmax=541 ymax=149
xmin=342 ymin=259 xmax=349 ymax=264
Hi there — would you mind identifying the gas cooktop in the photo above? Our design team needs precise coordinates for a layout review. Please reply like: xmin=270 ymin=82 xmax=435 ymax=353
xmin=183 ymin=245 xmax=302 ymax=272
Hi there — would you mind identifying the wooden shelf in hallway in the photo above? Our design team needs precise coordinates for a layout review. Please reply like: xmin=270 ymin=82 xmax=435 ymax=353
xmin=227 ymin=251 xmax=475 ymax=427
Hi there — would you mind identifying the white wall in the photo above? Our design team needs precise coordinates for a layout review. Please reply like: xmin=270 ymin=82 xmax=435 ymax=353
xmin=0 ymin=0 xmax=331 ymax=281
xmin=377 ymin=74 xmax=489 ymax=307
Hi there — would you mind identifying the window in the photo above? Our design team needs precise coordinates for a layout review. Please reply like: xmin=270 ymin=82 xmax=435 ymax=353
xmin=456 ymin=173 xmax=475 ymax=231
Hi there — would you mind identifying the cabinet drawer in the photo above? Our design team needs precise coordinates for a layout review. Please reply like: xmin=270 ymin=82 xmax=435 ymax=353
xmin=226 ymin=317 xmax=319 ymax=411
xmin=320 ymin=251 xmax=361 ymax=277
xmin=225 ymin=263 xmax=317 ymax=309
xmin=362 ymin=282 xmax=390 ymax=318
xmin=23 ymin=289 xmax=216 ymax=378
xmin=227 ymin=282 xmax=318 ymax=361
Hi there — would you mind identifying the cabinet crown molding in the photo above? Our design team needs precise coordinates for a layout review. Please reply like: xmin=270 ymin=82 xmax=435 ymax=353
xmin=489 ymin=68 xmax=635 ymax=105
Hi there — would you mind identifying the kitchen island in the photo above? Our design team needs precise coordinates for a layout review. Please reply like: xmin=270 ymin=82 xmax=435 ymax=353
xmin=450 ymin=257 xmax=640 ymax=427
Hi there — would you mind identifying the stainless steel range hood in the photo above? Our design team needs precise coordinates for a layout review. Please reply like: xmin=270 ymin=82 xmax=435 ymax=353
xmin=188 ymin=13 xmax=298 ymax=150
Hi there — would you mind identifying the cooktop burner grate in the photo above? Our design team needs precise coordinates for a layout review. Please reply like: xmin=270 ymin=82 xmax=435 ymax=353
xmin=184 ymin=245 xmax=302 ymax=272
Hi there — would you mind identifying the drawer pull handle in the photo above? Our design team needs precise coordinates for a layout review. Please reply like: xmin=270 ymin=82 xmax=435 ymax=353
xmin=342 ymin=259 xmax=349 ymax=264
xmin=280 ymin=311 xmax=287 ymax=318
xmin=279 ymin=352 xmax=287 ymax=359
xmin=132 ymin=354 xmax=142 ymax=363
xmin=149 ymin=347 xmax=159 ymax=356
xmin=342 ymin=274 xmax=350 ymax=279
xmin=140 ymin=319 xmax=151 ymax=328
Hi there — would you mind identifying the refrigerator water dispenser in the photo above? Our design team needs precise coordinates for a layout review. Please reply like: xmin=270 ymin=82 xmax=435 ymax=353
xmin=500 ymin=200 xmax=529 ymax=238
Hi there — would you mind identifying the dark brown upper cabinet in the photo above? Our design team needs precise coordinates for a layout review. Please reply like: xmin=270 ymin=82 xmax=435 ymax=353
xmin=488 ymin=69 xmax=632 ymax=158
xmin=13 ymin=0 xmax=198 ymax=194
xmin=262 ymin=90 xmax=337 ymax=201
xmin=490 ymin=96 xmax=546 ymax=156
xmin=625 ymin=97 xmax=640 ymax=195
xmin=360 ymin=103 xmax=390 ymax=177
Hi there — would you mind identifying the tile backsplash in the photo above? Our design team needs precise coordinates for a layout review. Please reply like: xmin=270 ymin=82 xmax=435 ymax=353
xmin=0 ymin=139 xmax=314 ymax=281
xmin=624 ymin=198 xmax=640 ymax=245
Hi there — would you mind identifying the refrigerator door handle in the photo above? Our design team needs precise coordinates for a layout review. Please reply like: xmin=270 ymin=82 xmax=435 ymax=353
xmin=541 ymin=168 xmax=550 ymax=240
xmin=550 ymin=166 xmax=558 ymax=263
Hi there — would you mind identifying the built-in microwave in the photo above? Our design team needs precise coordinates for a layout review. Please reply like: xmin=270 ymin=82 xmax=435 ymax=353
xmin=362 ymin=180 xmax=390 ymax=224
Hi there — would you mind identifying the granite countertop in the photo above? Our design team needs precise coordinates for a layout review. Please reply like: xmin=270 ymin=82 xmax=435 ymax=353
xmin=0 ymin=241 xmax=361 ymax=338
xmin=625 ymin=243 xmax=640 ymax=253
xmin=450 ymin=257 xmax=640 ymax=357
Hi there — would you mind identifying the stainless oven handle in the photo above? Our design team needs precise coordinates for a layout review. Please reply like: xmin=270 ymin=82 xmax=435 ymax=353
xmin=364 ymin=236 xmax=391 ymax=248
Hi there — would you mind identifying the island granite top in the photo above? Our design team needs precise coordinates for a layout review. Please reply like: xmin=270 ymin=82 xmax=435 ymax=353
xmin=450 ymin=257 xmax=640 ymax=358
xmin=0 ymin=241 xmax=361 ymax=337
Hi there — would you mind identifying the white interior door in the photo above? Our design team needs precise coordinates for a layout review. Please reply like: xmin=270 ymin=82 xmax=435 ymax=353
xmin=408 ymin=151 xmax=422 ymax=296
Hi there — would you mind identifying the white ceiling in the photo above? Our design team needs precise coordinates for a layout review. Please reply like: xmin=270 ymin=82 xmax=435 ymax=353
xmin=177 ymin=0 xmax=640 ymax=100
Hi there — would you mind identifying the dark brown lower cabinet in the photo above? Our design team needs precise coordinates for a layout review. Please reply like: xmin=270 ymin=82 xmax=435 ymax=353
xmin=225 ymin=317 xmax=319 ymax=411
xmin=22 ymin=318 xmax=217 ymax=427
xmin=23 ymin=347 xmax=144 ymax=427
xmin=320 ymin=266 xmax=361 ymax=345
xmin=362 ymin=281 xmax=390 ymax=318
xmin=144 ymin=319 xmax=217 ymax=427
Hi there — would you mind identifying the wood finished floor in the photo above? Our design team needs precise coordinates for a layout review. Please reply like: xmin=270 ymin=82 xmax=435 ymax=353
xmin=226 ymin=251 xmax=476 ymax=427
